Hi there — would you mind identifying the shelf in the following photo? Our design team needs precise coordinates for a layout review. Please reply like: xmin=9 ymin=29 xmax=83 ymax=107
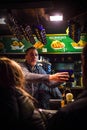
xmin=39 ymin=52 xmax=82 ymax=55
xmin=0 ymin=52 xmax=81 ymax=62
xmin=0 ymin=53 xmax=25 ymax=59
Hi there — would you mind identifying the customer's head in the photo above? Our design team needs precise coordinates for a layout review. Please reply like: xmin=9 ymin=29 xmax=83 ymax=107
xmin=81 ymin=44 xmax=87 ymax=88
xmin=0 ymin=57 xmax=25 ymax=88
xmin=25 ymin=46 xmax=38 ymax=67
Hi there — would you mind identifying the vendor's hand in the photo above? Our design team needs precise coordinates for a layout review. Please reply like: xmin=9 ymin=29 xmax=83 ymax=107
xmin=49 ymin=72 xmax=69 ymax=82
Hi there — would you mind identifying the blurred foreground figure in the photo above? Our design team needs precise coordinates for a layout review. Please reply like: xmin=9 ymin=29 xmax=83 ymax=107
xmin=47 ymin=44 xmax=87 ymax=129
xmin=0 ymin=57 xmax=69 ymax=130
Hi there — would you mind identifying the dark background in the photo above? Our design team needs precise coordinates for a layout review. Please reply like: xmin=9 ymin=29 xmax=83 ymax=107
xmin=0 ymin=0 xmax=87 ymax=35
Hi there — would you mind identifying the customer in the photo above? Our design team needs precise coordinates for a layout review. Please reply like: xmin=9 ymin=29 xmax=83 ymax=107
xmin=20 ymin=46 xmax=69 ymax=109
xmin=47 ymin=44 xmax=87 ymax=129
xmin=0 ymin=57 xmax=69 ymax=130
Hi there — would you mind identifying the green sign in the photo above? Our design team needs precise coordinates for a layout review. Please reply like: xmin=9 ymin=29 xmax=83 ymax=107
xmin=0 ymin=36 xmax=32 ymax=53
xmin=37 ymin=34 xmax=87 ymax=54
xmin=0 ymin=33 xmax=87 ymax=54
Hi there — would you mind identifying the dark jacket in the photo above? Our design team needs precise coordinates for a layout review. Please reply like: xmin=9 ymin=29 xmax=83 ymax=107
xmin=0 ymin=86 xmax=56 ymax=130
xmin=47 ymin=89 xmax=87 ymax=129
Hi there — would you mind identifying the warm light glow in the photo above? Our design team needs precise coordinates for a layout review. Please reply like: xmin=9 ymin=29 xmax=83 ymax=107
xmin=0 ymin=18 xmax=6 ymax=24
xmin=50 ymin=15 xmax=63 ymax=21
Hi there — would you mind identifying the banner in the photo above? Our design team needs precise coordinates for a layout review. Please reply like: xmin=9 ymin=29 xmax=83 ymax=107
xmin=0 ymin=33 xmax=87 ymax=54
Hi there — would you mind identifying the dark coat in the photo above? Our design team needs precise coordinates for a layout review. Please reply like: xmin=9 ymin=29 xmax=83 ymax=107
xmin=47 ymin=89 xmax=87 ymax=129
xmin=0 ymin=86 xmax=53 ymax=130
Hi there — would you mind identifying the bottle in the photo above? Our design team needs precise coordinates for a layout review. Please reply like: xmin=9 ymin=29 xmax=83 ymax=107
xmin=66 ymin=93 xmax=74 ymax=104
xmin=62 ymin=87 xmax=71 ymax=105
xmin=61 ymin=99 xmax=65 ymax=108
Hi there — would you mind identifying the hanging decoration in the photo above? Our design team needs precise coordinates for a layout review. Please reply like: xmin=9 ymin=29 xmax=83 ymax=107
xmin=6 ymin=11 xmax=23 ymax=41
xmin=33 ymin=24 xmax=47 ymax=45
xmin=68 ymin=20 xmax=81 ymax=43
xmin=21 ymin=24 xmax=36 ymax=44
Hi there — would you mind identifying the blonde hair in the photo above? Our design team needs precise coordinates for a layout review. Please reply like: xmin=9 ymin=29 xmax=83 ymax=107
xmin=0 ymin=57 xmax=38 ymax=105
xmin=0 ymin=57 xmax=25 ymax=88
